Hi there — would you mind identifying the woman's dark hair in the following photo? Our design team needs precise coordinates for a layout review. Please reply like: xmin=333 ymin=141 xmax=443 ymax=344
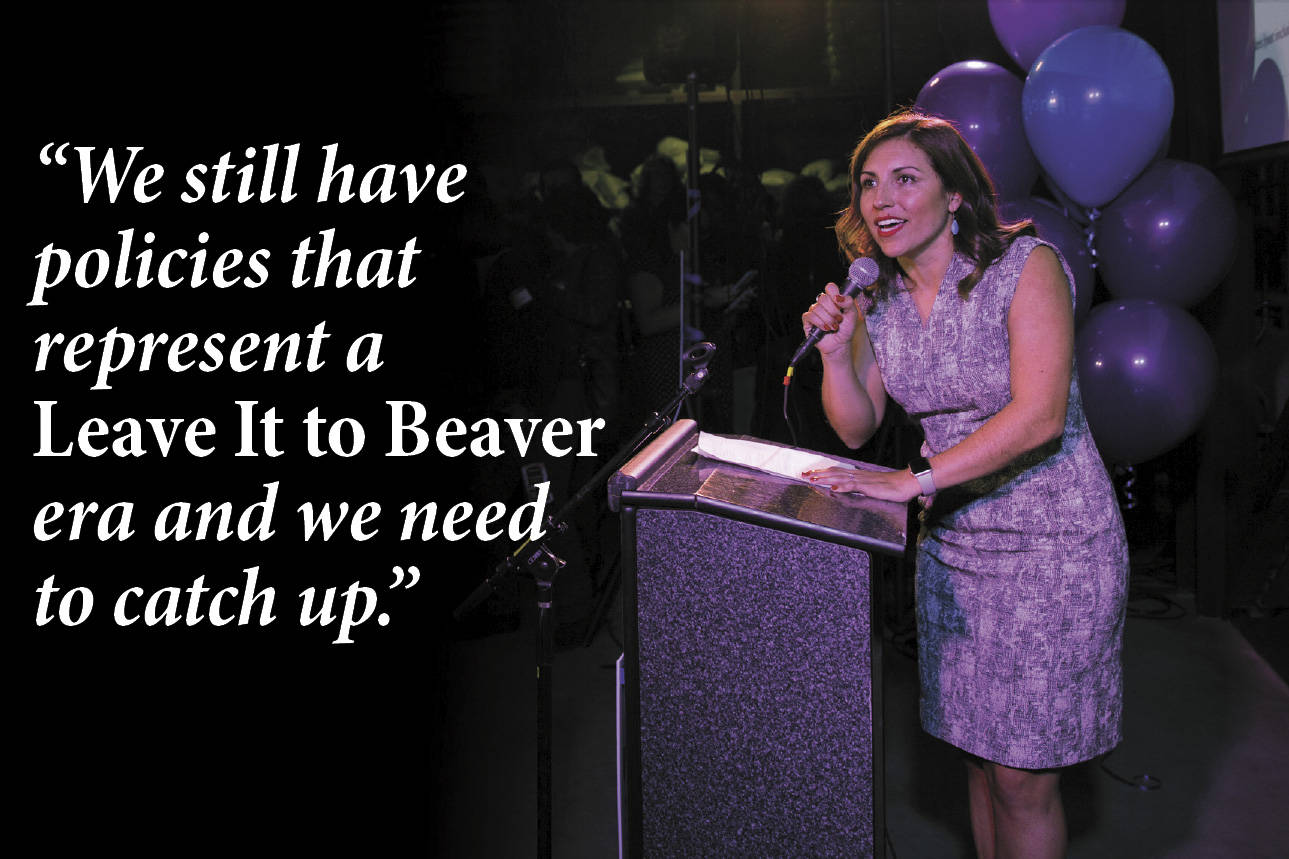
xmin=835 ymin=109 xmax=1035 ymax=299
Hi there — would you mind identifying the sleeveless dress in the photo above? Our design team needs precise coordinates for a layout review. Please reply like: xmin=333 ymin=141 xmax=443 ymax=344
xmin=861 ymin=236 xmax=1128 ymax=770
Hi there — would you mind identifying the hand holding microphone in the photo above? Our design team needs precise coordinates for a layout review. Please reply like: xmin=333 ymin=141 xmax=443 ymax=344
xmin=792 ymin=257 xmax=880 ymax=366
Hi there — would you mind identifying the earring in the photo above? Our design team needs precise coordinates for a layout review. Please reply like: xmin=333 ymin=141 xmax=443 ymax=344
xmin=950 ymin=213 xmax=960 ymax=236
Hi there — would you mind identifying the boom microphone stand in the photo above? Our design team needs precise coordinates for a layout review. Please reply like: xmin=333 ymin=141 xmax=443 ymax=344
xmin=681 ymin=72 xmax=704 ymax=423
xmin=453 ymin=342 xmax=717 ymax=859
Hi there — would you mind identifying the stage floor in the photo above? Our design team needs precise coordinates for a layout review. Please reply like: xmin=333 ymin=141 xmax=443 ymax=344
xmin=437 ymin=587 xmax=1289 ymax=858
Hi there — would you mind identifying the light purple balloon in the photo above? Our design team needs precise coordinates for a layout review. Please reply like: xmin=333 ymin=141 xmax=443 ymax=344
xmin=916 ymin=61 xmax=1038 ymax=201
xmin=1040 ymin=125 xmax=1167 ymax=224
xmin=1076 ymin=299 xmax=1218 ymax=465
xmin=1097 ymin=159 xmax=1237 ymax=307
xmin=1022 ymin=26 xmax=1174 ymax=209
xmin=1000 ymin=197 xmax=1094 ymax=323
xmin=1041 ymin=171 xmax=1093 ymax=224
xmin=988 ymin=0 xmax=1126 ymax=72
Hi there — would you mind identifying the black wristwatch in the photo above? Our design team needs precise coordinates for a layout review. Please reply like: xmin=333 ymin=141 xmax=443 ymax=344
xmin=909 ymin=456 xmax=936 ymax=496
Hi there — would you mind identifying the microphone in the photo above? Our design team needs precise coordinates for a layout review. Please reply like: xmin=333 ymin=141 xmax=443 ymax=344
xmin=683 ymin=340 xmax=716 ymax=369
xmin=788 ymin=257 xmax=880 ymax=366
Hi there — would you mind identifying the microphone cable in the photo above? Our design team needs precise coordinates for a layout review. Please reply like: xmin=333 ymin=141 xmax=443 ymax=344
xmin=782 ymin=364 xmax=800 ymax=448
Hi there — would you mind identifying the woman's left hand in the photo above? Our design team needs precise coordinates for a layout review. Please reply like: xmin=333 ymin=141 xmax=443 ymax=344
xmin=802 ymin=466 xmax=920 ymax=503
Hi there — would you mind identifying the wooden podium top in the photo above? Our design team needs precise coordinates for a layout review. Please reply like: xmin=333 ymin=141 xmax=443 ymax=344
xmin=611 ymin=421 xmax=907 ymax=557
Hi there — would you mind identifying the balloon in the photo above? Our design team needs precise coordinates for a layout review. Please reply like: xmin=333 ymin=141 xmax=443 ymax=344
xmin=1097 ymin=159 xmax=1237 ymax=306
xmin=1039 ymin=171 xmax=1093 ymax=225
xmin=1150 ymin=127 xmax=1171 ymax=164
xmin=1038 ymin=117 xmax=1165 ymax=225
xmin=1022 ymin=26 xmax=1174 ymax=208
xmin=1000 ymin=197 xmax=1095 ymax=323
xmin=1038 ymin=115 xmax=1164 ymax=224
xmin=1076 ymin=300 xmax=1218 ymax=464
xmin=916 ymin=61 xmax=1038 ymax=201
xmin=988 ymin=0 xmax=1126 ymax=72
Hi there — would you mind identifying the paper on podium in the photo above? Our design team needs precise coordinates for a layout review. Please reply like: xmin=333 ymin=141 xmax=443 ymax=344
xmin=694 ymin=432 xmax=855 ymax=484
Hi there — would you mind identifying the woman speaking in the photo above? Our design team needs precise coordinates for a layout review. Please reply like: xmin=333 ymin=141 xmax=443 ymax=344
xmin=801 ymin=110 xmax=1128 ymax=859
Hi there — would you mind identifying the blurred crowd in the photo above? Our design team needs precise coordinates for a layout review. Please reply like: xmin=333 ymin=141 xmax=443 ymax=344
xmin=459 ymin=150 xmax=853 ymax=439
xmin=444 ymin=147 xmax=856 ymax=634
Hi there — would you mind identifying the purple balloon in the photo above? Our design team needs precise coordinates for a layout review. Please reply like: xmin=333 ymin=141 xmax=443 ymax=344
xmin=1097 ymin=159 xmax=1237 ymax=306
xmin=1039 ymin=124 xmax=1166 ymax=224
xmin=1040 ymin=170 xmax=1093 ymax=224
xmin=988 ymin=0 xmax=1126 ymax=72
xmin=1022 ymin=26 xmax=1174 ymax=209
xmin=916 ymin=61 xmax=1038 ymax=201
xmin=1076 ymin=300 xmax=1217 ymax=464
xmin=1000 ymin=197 xmax=1094 ymax=323
xmin=1150 ymin=125 xmax=1171 ymax=164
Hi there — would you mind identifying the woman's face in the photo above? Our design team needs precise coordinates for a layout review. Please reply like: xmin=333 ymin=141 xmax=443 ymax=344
xmin=857 ymin=137 xmax=960 ymax=263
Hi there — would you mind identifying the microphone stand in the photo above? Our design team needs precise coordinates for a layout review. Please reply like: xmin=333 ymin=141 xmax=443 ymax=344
xmin=452 ymin=343 xmax=716 ymax=859
xmin=680 ymin=71 xmax=703 ymax=424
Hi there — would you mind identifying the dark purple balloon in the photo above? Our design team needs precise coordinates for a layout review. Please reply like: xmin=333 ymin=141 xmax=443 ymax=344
xmin=916 ymin=61 xmax=1038 ymax=201
xmin=999 ymin=197 xmax=1094 ymax=323
xmin=1076 ymin=300 xmax=1217 ymax=464
xmin=1097 ymin=159 xmax=1237 ymax=306
xmin=1022 ymin=26 xmax=1174 ymax=209
xmin=988 ymin=0 xmax=1126 ymax=72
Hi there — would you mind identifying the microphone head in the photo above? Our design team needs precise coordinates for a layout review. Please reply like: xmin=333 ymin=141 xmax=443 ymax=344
xmin=683 ymin=340 xmax=716 ymax=368
xmin=848 ymin=256 xmax=880 ymax=287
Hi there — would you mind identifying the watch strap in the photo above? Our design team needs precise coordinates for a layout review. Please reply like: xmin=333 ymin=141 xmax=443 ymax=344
xmin=909 ymin=456 xmax=936 ymax=496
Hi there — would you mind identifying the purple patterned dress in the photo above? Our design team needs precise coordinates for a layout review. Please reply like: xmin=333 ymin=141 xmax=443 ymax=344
xmin=861 ymin=236 xmax=1128 ymax=769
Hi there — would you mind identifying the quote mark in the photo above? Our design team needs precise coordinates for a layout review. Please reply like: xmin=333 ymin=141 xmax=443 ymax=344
xmin=40 ymin=142 xmax=71 ymax=166
xmin=391 ymin=565 xmax=421 ymax=589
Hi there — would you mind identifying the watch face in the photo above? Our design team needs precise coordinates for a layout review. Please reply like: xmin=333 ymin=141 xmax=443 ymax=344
xmin=910 ymin=456 xmax=932 ymax=475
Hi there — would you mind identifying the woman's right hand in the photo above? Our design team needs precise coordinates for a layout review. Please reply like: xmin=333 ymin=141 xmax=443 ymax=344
xmin=802 ymin=282 xmax=859 ymax=358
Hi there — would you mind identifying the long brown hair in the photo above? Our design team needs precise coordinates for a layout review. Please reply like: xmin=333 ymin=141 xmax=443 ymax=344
xmin=835 ymin=109 xmax=1035 ymax=299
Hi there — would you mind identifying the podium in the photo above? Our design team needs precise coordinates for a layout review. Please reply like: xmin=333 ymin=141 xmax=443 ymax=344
xmin=609 ymin=421 xmax=907 ymax=858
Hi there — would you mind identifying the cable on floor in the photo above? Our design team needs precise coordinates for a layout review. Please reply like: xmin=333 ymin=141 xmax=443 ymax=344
xmin=1098 ymin=749 xmax=1162 ymax=791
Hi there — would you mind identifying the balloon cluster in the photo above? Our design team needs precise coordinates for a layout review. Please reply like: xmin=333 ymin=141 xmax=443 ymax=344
xmin=912 ymin=1 xmax=1233 ymax=465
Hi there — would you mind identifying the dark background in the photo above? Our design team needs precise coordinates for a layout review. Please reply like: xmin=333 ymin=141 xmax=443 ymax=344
xmin=16 ymin=14 xmax=479 ymax=851
xmin=15 ymin=2 xmax=1285 ymax=853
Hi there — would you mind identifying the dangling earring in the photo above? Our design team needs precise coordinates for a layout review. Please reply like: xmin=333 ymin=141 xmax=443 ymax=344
xmin=950 ymin=212 xmax=960 ymax=236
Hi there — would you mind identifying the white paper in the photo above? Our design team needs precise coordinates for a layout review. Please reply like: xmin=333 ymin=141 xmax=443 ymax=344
xmin=693 ymin=432 xmax=853 ymax=483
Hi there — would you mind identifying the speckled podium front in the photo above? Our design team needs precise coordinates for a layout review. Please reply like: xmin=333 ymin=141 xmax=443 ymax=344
xmin=630 ymin=507 xmax=877 ymax=856
xmin=612 ymin=423 xmax=902 ymax=857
